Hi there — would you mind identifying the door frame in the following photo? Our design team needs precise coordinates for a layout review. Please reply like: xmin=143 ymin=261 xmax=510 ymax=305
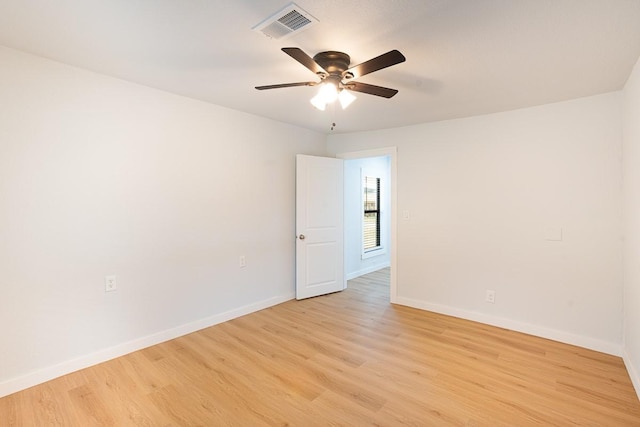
xmin=336 ymin=147 xmax=397 ymax=303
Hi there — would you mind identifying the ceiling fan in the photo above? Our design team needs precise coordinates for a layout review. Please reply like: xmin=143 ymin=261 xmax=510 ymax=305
xmin=255 ymin=47 xmax=406 ymax=110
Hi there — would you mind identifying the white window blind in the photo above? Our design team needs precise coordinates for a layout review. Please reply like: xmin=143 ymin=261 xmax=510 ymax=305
xmin=363 ymin=176 xmax=381 ymax=251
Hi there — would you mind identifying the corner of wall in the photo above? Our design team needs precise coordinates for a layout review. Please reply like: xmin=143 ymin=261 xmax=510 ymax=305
xmin=624 ymin=348 xmax=640 ymax=401
xmin=622 ymin=53 xmax=640 ymax=403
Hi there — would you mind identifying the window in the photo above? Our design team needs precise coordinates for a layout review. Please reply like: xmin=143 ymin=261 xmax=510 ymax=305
xmin=363 ymin=176 xmax=381 ymax=252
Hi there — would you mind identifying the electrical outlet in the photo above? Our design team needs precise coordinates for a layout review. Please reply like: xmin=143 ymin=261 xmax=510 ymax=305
xmin=105 ymin=275 xmax=117 ymax=292
xmin=239 ymin=255 xmax=246 ymax=268
xmin=485 ymin=289 xmax=495 ymax=304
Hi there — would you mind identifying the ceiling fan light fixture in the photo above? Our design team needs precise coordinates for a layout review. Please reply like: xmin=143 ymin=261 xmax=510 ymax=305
xmin=318 ymin=82 xmax=338 ymax=103
xmin=310 ymin=82 xmax=337 ymax=110
xmin=310 ymin=93 xmax=326 ymax=110
xmin=311 ymin=82 xmax=346 ymax=110
xmin=338 ymin=89 xmax=356 ymax=109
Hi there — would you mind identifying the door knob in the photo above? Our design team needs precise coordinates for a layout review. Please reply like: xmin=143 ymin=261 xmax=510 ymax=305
xmin=298 ymin=234 xmax=306 ymax=240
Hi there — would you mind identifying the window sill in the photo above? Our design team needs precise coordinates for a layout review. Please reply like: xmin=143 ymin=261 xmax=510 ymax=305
xmin=362 ymin=247 xmax=385 ymax=260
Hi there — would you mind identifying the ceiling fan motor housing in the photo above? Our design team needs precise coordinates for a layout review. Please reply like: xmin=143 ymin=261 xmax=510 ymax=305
xmin=313 ymin=51 xmax=351 ymax=76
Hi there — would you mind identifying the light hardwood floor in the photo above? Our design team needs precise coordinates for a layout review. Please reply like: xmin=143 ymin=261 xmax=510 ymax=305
xmin=1 ymin=268 xmax=640 ymax=426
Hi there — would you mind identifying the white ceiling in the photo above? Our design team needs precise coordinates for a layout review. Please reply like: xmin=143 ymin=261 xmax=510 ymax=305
xmin=1 ymin=0 xmax=639 ymax=134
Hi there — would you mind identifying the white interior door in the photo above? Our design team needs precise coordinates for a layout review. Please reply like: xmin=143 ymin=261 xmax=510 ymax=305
xmin=296 ymin=154 xmax=344 ymax=299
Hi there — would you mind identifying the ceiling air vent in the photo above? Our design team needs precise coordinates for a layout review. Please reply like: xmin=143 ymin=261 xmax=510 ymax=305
xmin=252 ymin=2 xmax=318 ymax=40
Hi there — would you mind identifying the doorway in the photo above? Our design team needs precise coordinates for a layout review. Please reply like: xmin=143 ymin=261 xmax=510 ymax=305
xmin=337 ymin=147 xmax=397 ymax=303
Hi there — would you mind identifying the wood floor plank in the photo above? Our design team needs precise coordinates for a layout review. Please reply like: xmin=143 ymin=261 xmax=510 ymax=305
xmin=1 ymin=267 xmax=639 ymax=425
xmin=67 ymin=383 xmax=115 ymax=425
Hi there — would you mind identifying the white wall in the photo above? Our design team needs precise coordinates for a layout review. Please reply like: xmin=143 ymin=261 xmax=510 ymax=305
xmin=344 ymin=156 xmax=391 ymax=279
xmin=623 ymin=56 xmax=640 ymax=397
xmin=328 ymin=93 xmax=624 ymax=354
xmin=0 ymin=46 xmax=326 ymax=397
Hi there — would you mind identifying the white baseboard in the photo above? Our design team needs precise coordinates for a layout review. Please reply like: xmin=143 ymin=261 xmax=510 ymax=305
xmin=394 ymin=296 xmax=623 ymax=356
xmin=0 ymin=293 xmax=294 ymax=398
xmin=346 ymin=262 xmax=391 ymax=280
xmin=623 ymin=349 xmax=640 ymax=401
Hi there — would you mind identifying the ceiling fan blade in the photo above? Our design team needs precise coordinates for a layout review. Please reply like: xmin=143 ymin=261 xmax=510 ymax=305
xmin=282 ymin=47 xmax=327 ymax=75
xmin=255 ymin=82 xmax=317 ymax=90
xmin=346 ymin=50 xmax=406 ymax=79
xmin=345 ymin=82 xmax=399 ymax=98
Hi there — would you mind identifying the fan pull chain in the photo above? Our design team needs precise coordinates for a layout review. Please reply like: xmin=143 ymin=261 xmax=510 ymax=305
xmin=330 ymin=101 xmax=337 ymax=131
